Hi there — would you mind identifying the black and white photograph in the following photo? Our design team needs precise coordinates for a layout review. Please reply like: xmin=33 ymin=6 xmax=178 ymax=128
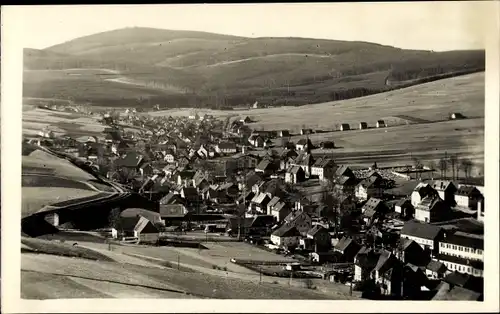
xmin=1 ymin=2 xmax=499 ymax=312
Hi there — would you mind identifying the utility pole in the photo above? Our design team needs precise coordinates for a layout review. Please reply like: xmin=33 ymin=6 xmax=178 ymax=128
xmin=289 ymin=270 xmax=293 ymax=286
xmin=177 ymin=254 xmax=180 ymax=270
xmin=259 ymin=266 xmax=262 ymax=284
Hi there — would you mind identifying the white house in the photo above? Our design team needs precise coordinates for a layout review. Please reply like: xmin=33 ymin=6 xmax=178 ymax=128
xmin=400 ymin=221 xmax=444 ymax=254
xmin=270 ymin=225 xmax=301 ymax=248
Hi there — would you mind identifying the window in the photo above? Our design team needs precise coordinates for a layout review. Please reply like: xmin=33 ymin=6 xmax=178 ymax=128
xmin=453 ymin=245 xmax=457 ymax=250
xmin=468 ymin=267 xmax=471 ymax=273
xmin=478 ymin=249 xmax=483 ymax=255
xmin=465 ymin=248 xmax=469 ymax=253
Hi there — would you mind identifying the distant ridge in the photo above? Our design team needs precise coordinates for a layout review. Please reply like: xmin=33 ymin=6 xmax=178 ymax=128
xmin=23 ymin=27 xmax=485 ymax=108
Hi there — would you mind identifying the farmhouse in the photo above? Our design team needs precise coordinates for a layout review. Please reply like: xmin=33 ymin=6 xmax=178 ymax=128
xmin=291 ymin=151 xmax=315 ymax=178
xmin=394 ymin=198 xmax=414 ymax=219
xmin=340 ymin=123 xmax=350 ymax=131
xmin=429 ymin=180 xmax=457 ymax=206
xmin=411 ymin=183 xmax=438 ymax=207
xmin=216 ymin=142 xmax=237 ymax=155
xmin=271 ymin=201 xmax=291 ymax=222
xmin=285 ymin=165 xmax=306 ymax=184
xmin=361 ymin=197 xmax=388 ymax=225
xmin=335 ymin=165 xmax=355 ymax=179
xmin=359 ymin=122 xmax=368 ymax=130
xmin=376 ymin=120 xmax=386 ymax=128
xmin=355 ymin=175 xmax=384 ymax=201
xmin=296 ymin=138 xmax=313 ymax=151
xmin=334 ymin=176 xmax=357 ymax=196
xmin=414 ymin=194 xmax=450 ymax=223
xmin=270 ymin=225 xmax=301 ymax=248
xmin=311 ymin=157 xmax=337 ymax=181
xmin=455 ymin=185 xmax=483 ymax=209
xmin=134 ymin=216 xmax=161 ymax=243
xmin=333 ymin=236 xmax=361 ymax=262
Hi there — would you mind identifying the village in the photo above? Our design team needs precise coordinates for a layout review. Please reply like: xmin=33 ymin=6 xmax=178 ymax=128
xmin=23 ymin=106 xmax=485 ymax=301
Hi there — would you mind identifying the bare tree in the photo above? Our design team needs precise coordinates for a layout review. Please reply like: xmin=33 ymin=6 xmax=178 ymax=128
xmin=449 ymin=154 xmax=458 ymax=181
xmin=427 ymin=160 xmax=437 ymax=180
xmin=460 ymin=159 xmax=473 ymax=181
xmin=438 ymin=157 xmax=448 ymax=180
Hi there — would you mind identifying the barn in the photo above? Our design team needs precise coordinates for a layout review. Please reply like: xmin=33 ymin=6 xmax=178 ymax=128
xmin=359 ymin=122 xmax=368 ymax=130
xmin=376 ymin=120 xmax=386 ymax=128
xmin=340 ymin=124 xmax=350 ymax=131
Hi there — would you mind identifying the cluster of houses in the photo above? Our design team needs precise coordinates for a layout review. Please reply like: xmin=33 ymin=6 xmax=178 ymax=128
xmin=26 ymin=108 xmax=485 ymax=301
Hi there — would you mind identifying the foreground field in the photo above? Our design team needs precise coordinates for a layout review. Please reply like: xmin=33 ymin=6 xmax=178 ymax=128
xmin=22 ymin=241 xmax=355 ymax=299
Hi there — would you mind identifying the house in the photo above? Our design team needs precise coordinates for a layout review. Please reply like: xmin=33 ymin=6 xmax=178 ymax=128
xmin=394 ymin=198 xmax=414 ymax=220
xmin=339 ymin=123 xmax=350 ymax=131
xmin=255 ymin=159 xmax=275 ymax=176
xmin=425 ymin=260 xmax=448 ymax=279
xmin=270 ymin=225 xmax=301 ymax=248
xmin=441 ymin=271 xmax=484 ymax=294
xmin=355 ymin=176 xmax=384 ymax=201
xmin=284 ymin=211 xmax=313 ymax=235
xmin=429 ymin=180 xmax=457 ymax=206
xmin=197 ymin=145 xmax=209 ymax=159
xmin=115 ymin=151 xmax=144 ymax=170
xmin=266 ymin=196 xmax=281 ymax=215
xmin=338 ymin=195 xmax=357 ymax=213
xmin=226 ymin=215 xmax=275 ymax=237
xmin=376 ymin=120 xmax=386 ymax=128
xmin=334 ymin=176 xmax=357 ymax=196
xmin=335 ymin=165 xmax=355 ymax=179
xmin=300 ymin=128 xmax=313 ymax=135
xmin=177 ymin=170 xmax=196 ymax=187
xmin=216 ymin=142 xmax=237 ymax=155
xmin=320 ymin=141 xmax=335 ymax=149
xmin=311 ymin=158 xmax=337 ymax=181
xmin=333 ymin=236 xmax=361 ymax=262
xmin=278 ymin=130 xmax=290 ymax=137
xmin=362 ymin=198 xmax=388 ymax=225
xmin=240 ymin=116 xmax=252 ymax=124
xmin=139 ymin=163 xmax=154 ymax=177
xmin=291 ymin=151 xmax=315 ymax=178
xmin=353 ymin=247 xmax=380 ymax=282
xmin=359 ymin=122 xmax=368 ymax=130
xmin=305 ymin=225 xmax=331 ymax=252
xmin=159 ymin=192 xmax=184 ymax=205
xmin=180 ymin=187 xmax=201 ymax=204
xmin=134 ymin=216 xmax=161 ymax=243
xmin=285 ymin=165 xmax=305 ymax=184
xmin=455 ymin=185 xmax=483 ymax=210
xmin=410 ymin=182 xmax=438 ymax=206
xmin=248 ymin=134 xmax=264 ymax=147
xmin=271 ymin=201 xmax=291 ymax=222
xmin=400 ymin=220 xmax=444 ymax=255
xmin=111 ymin=216 xmax=142 ymax=240
xmin=249 ymin=192 xmax=271 ymax=214
xmin=414 ymin=194 xmax=450 ymax=223
xmin=373 ymin=251 xmax=403 ymax=297
xmin=295 ymin=138 xmax=313 ymax=151
xmin=397 ymin=238 xmax=429 ymax=266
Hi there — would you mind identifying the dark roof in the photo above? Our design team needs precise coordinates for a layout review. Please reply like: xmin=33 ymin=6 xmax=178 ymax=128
xmin=273 ymin=201 xmax=288 ymax=212
xmin=181 ymin=187 xmax=199 ymax=198
xmin=267 ymin=196 xmax=281 ymax=208
xmin=272 ymin=224 xmax=301 ymax=237
xmin=443 ymin=271 xmax=484 ymax=291
xmin=287 ymin=165 xmax=303 ymax=175
xmin=334 ymin=236 xmax=357 ymax=252
xmin=426 ymin=260 xmax=448 ymax=274
xmin=396 ymin=198 xmax=411 ymax=207
xmin=456 ymin=185 xmax=482 ymax=197
xmin=401 ymin=221 xmax=443 ymax=240
xmin=115 ymin=216 xmax=140 ymax=231
xmin=358 ymin=176 xmax=383 ymax=189
xmin=429 ymin=180 xmax=457 ymax=192
xmin=307 ymin=225 xmax=327 ymax=237
xmin=312 ymin=157 xmax=335 ymax=168
xmin=335 ymin=165 xmax=355 ymax=178
xmin=159 ymin=192 xmax=183 ymax=205
xmin=442 ymin=231 xmax=483 ymax=250
xmin=256 ymin=159 xmax=273 ymax=171
xmin=178 ymin=170 xmax=196 ymax=180
xmin=134 ymin=216 xmax=159 ymax=234
xmin=335 ymin=175 xmax=356 ymax=186
xmin=293 ymin=152 xmax=314 ymax=166
xmin=362 ymin=198 xmax=385 ymax=213
xmin=116 ymin=152 xmax=143 ymax=168
xmin=218 ymin=142 xmax=237 ymax=149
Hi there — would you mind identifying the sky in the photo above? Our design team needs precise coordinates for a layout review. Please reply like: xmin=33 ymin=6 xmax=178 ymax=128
xmin=8 ymin=2 xmax=488 ymax=51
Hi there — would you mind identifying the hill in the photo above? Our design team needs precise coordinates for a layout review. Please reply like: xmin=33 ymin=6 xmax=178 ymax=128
xmin=23 ymin=27 xmax=485 ymax=108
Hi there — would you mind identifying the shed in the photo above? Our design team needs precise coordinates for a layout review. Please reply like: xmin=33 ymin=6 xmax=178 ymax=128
xmin=340 ymin=124 xmax=350 ymax=131
xmin=359 ymin=122 xmax=368 ymax=130
xmin=449 ymin=112 xmax=466 ymax=120
xmin=376 ymin=120 xmax=386 ymax=128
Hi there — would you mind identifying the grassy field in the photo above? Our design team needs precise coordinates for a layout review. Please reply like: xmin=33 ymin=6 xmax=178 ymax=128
xmin=22 ymin=250 xmax=342 ymax=299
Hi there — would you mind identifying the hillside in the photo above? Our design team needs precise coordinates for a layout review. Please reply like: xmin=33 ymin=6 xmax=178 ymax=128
xmin=23 ymin=27 xmax=485 ymax=108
